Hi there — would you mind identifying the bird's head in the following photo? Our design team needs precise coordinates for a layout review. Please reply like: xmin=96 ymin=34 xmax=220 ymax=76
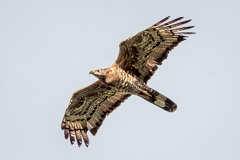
xmin=89 ymin=68 xmax=106 ymax=79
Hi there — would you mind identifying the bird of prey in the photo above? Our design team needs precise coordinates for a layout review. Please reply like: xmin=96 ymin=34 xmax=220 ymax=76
xmin=61 ymin=16 xmax=194 ymax=147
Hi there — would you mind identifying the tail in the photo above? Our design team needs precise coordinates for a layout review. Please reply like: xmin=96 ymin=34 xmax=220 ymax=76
xmin=138 ymin=87 xmax=177 ymax=112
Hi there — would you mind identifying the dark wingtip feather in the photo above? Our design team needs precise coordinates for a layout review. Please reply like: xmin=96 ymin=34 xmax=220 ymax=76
xmin=184 ymin=26 xmax=195 ymax=29
xmin=61 ymin=118 xmax=66 ymax=130
xmin=175 ymin=32 xmax=196 ymax=36
xmin=80 ymin=130 xmax=89 ymax=147
xmin=70 ymin=131 xmax=75 ymax=145
xmin=171 ymin=26 xmax=195 ymax=33
xmin=163 ymin=16 xmax=170 ymax=20
xmin=61 ymin=123 xmax=65 ymax=130
xmin=74 ymin=130 xmax=82 ymax=147
xmin=64 ymin=129 xmax=69 ymax=139
xmin=149 ymin=16 xmax=170 ymax=28
xmin=157 ymin=16 xmax=185 ymax=29
xmin=77 ymin=141 xmax=82 ymax=147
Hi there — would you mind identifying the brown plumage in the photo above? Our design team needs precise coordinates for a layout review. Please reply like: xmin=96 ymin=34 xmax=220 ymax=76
xmin=61 ymin=16 xmax=195 ymax=147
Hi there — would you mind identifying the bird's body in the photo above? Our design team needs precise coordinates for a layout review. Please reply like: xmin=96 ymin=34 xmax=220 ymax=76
xmin=91 ymin=63 xmax=176 ymax=112
xmin=61 ymin=16 xmax=195 ymax=147
xmin=98 ymin=63 xmax=144 ymax=94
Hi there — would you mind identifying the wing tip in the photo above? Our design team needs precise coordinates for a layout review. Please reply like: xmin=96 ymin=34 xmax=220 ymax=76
xmin=165 ymin=16 xmax=171 ymax=19
xmin=61 ymin=118 xmax=90 ymax=147
xmin=152 ymin=16 xmax=194 ymax=30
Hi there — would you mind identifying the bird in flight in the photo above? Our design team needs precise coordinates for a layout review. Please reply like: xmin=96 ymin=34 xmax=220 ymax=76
xmin=61 ymin=16 xmax=194 ymax=147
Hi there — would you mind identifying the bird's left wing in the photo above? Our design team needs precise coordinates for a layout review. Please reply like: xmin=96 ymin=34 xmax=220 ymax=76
xmin=61 ymin=81 xmax=130 ymax=147
xmin=115 ymin=16 xmax=195 ymax=83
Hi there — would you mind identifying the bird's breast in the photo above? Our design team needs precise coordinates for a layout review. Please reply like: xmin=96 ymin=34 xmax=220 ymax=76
xmin=104 ymin=64 xmax=145 ymax=94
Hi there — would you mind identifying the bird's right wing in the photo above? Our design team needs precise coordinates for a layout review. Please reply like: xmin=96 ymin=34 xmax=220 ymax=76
xmin=61 ymin=81 xmax=130 ymax=147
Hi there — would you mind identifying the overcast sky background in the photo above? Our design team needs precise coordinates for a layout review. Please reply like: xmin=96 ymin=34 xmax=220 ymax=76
xmin=1 ymin=0 xmax=240 ymax=160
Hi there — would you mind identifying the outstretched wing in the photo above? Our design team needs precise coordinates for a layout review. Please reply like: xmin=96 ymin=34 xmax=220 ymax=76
xmin=61 ymin=81 xmax=130 ymax=147
xmin=115 ymin=16 xmax=195 ymax=83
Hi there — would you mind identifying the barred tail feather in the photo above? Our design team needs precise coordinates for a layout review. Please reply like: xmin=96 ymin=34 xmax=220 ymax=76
xmin=138 ymin=87 xmax=177 ymax=112
xmin=153 ymin=93 xmax=177 ymax=112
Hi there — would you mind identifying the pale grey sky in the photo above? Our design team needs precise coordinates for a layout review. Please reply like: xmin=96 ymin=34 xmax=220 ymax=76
xmin=1 ymin=0 xmax=240 ymax=160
